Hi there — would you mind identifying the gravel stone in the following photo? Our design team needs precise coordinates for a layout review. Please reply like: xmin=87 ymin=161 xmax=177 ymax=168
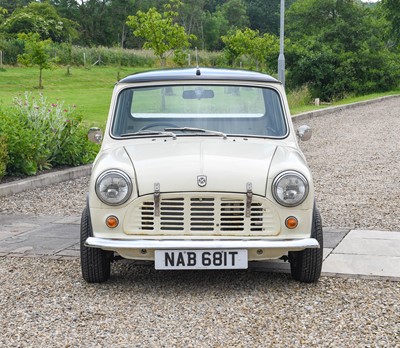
xmin=0 ymin=257 xmax=399 ymax=347
xmin=293 ymin=97 xmax=400 ymax=231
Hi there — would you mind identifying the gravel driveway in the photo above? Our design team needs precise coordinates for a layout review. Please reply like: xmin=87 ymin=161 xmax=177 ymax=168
xmin=0 ymin=97 xmax=399 ymax=347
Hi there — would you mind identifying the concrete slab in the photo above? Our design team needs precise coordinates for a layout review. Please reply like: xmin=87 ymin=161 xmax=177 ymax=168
xmin=332 ymin=238 xmax=400 ymax=257
xmin=0 ymin=234 xmax=78 ymax=255
xmin=54 ymin=216 xmax=81 ymax=225
xmin=322 ymin=254 xmax=400 ymax=278
xmin=22 ymin=223 xmax=79 ymax=239
xmin=345 ymin=230 xmax=400 ymax=240
xmin=324 ymin=231 xmax=348 ymax=248
xmin=56 ymin=249 xmax=80 ymax=258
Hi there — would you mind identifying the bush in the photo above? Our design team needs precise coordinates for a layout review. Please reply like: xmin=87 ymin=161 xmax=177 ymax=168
xmin=0 ymin=93 xmax=99 ymax=176
xmin=0 ymin=135 xmax=7 ymax=180
xmin=287 ymin=85 xmax=312 ymax=109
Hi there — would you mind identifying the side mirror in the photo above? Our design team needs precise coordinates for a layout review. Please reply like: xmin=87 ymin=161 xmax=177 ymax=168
xmin=88 ymin=127 xmax=103 ymax=144
xmin=296 ymin=125 xmax=312 ymax=141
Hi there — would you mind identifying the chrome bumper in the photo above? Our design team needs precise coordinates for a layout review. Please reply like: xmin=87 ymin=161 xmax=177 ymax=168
xmin=85 ymin=237 xmax=320 ymax=251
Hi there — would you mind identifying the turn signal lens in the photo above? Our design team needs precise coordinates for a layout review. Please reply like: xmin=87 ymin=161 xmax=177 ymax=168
xmin=106 ymin=216 xmax=119 ymax=229
xmin=285 ymin=216 xmax=298 ymax=229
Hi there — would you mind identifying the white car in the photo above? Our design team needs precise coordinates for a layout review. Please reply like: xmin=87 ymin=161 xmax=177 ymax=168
xmin=81 ymin=68 xmax=323 ymax=283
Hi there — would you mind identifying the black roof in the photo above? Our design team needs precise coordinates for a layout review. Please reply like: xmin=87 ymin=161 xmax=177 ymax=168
xmin=119 ymin=67 xmax=280 ymax=84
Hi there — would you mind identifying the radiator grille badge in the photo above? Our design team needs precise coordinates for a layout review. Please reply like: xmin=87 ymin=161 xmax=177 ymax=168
xmin=197 ymin=175 xmax=207 ymax=187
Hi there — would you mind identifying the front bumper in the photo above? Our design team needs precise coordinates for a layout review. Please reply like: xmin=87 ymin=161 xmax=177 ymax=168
xmin=85 ymin=237 xmax=320 ymax=251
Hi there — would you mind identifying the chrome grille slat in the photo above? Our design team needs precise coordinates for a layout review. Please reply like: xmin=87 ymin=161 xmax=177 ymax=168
xmin=126 ymin=194 xmax=279 ymax=236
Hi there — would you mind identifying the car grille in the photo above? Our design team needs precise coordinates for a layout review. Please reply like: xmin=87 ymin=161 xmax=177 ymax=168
xmin=124 ymin=194 xmax=280 ymax=236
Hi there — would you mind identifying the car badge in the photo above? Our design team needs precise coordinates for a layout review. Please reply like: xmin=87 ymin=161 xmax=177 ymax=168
xmin=197 ymin=175 xmax=207 ymax=187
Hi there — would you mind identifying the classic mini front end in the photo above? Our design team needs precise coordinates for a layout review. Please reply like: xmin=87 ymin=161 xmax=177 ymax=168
xmin=81 ymin=68 xmax=323 ymax=283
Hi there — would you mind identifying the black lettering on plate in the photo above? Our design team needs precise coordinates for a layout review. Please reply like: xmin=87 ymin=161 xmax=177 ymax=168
xmin=187 ymin=252 xmax=197 ymax=266
xmin=165 ymin=252 xmax=174 ymax=267
xmin=176 ymin=252 xmax=185 ymax=266
xmin=229 ymin=251 xmax=238 ymax=266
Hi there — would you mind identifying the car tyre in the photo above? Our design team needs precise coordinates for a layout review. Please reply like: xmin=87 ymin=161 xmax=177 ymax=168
xmin=289 ymin=205 xmax=323 ymax=283
xmin=80 ymin=206 xmax=112 ymax=283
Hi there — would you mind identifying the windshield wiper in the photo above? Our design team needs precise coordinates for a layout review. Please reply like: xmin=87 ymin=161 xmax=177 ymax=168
xmin=164 ymin=127 xmax=227 ymax=139
xmin=120 ymin=130 xmax=176 ymax=139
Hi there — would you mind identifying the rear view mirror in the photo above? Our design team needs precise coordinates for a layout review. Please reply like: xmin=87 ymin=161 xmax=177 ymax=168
xmin=182 ymin=89 xmax=214 ymax=99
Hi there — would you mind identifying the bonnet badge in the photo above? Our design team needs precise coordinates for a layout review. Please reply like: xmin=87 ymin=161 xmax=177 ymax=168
xmin=197 ymin=175 xmax=207 ymax=187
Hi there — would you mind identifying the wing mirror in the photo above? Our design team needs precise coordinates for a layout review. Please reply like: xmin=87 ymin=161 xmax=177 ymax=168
xmin=296 ymin=125 xmax=312 ymax=141
xmin=88 ymin=127 xmax=103 ymax=144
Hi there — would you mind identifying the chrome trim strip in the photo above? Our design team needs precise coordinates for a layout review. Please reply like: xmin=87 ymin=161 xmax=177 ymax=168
xmin=85 ymin=237 xmax=319 ymax=250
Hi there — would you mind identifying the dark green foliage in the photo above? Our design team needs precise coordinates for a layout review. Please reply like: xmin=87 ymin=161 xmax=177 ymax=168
xmin=0 ymin=94 xmax=99 ymax=176
xmin=286 ymin=0 xmax=400 ymax=100
xmin=1 ymin=2 xmax=77 ymax=42
xmin=0 ymin=135 xmax=7 ymax=180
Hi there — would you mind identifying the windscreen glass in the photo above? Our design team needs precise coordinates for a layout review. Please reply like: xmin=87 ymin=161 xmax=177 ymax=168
xmin=112 ymin=85 xmax=287 ymax=138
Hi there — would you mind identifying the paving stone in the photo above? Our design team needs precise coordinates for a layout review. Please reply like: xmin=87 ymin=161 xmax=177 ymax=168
xmin=54 ymin=216 xmax=81 ymax=225
xmin=0 ymin=234 xmax=78 ymax=256
xmin=323 ymin=254 xmax=400 ymax=278
xmin=323 ymin=230 xmax=349 ymax=248
xmin=346 ymin=230 xmax=400 ymax=240
xmin=333 ymin=238 xmax=400 ymax=257
xmin=56 ymin=249 xmax=80 ymax=257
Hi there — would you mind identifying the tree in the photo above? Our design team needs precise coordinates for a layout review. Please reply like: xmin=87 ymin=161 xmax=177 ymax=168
xmin=285 ymin=0 xmax=400 ymax=100
xmin=222 ymin=28 xmax=279 ymax=71
xmin=380 ymin=0 xmax=400 ymax=46
xmin=220 ymin=0 xmax=249 ymax=29
xmin=126 ymin=1 xmax=196 ymax=66
xmin=1 ymin=2 xmax=77 ymax=42
xmin=17 ymin=32 xmax=55 ymax=89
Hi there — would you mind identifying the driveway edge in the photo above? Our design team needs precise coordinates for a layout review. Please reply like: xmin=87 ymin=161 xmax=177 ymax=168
xmin=292 ymin=94 xmax=400 ymax=121
xmin=0 ymin=164 xmax=92 ymax=197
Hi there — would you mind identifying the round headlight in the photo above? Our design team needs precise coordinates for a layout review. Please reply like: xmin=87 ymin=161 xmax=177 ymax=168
xmin=95 ymin=170 xmax=133 ymax=206
xmin=272 ymin=171 xmax=309 ymax=207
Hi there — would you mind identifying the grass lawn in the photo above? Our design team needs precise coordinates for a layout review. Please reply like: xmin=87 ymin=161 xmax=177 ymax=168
xmin=1 ymin=66 xmax=398 ymax=124
xmin=289 ymin=91 xmax=400 ymax=115
xmin=0 ymin=66 xmax=145 ymax=126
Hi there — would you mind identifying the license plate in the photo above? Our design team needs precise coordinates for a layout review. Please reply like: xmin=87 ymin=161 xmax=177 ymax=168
xmin=155 ymin=249 xmax=248 ymax=270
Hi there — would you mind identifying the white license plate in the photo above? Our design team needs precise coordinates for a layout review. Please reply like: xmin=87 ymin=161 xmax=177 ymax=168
xmin=155 ymin=249 xmax=248 ymax=270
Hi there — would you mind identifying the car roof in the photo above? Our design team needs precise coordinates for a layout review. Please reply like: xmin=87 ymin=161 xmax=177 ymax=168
xmin=119 ymin=67 xmax=280 ymax=84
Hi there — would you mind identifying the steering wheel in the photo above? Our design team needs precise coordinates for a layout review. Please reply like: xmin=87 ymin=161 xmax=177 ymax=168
xmin=139 ymin=122 xmax=179 ymax=131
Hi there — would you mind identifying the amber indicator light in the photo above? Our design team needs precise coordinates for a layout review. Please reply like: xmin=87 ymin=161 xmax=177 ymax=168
xmin=285 ymin=216 xmax=298 ymax=229
xmin=106 ymin=216 xmax=119 ymax=228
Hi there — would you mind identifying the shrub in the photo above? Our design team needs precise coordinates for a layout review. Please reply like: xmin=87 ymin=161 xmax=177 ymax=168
xmin=0 ymin=135 xmax=7 ymax=180
xmin=0 ymin=93 xmax=99 ymax=176
xmin=287 ymin=85 xmax=312 ymax=109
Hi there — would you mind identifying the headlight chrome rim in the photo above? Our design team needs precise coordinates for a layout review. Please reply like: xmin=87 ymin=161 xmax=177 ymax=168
xmin=95 ymin=170 xmax=133 ymax=206
xmin=272 ymin=171 xmax=309 ymax=207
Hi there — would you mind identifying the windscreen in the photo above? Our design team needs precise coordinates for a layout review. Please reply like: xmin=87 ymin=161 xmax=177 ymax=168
xmin=112 ymin=85 xmax=287 ymax=138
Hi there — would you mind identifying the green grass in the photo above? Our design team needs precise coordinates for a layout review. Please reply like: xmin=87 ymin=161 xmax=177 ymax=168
xmin=290 ymin=90 xmax=400 ymax=115
xmin=0 ymin=66 xmax=146 ymax=126
xmin=1 ymin=66 xmax=399 ymax=123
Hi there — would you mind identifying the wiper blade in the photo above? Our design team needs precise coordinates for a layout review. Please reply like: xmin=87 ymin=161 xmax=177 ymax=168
xmin=120 ymin=130 xmax=176 ymax=139
xmin=164 ymin=127 xmax=227 ymax=139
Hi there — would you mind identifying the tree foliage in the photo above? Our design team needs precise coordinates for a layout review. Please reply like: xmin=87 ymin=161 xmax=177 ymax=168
xmin=380 ymin=0 xmax=400 ymax=46
xmin=126 ymin=1 xmax=196 ymax=65
xmin=222 ymin=28 xmax=279 ymax=71
xmin=17 ymin=32 xmax=56 ymax=89
xmin=1 ymin=2 xmax=77 ymax=42
xmin=286 ymin=0 xmax=400 ymax=100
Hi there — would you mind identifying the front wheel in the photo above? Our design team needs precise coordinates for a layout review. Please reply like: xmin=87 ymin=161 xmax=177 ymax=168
xmin=289 ymin=205 xmax=323 ymax=283
xmin=80 ymin=206 xmax=112 ymax=283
